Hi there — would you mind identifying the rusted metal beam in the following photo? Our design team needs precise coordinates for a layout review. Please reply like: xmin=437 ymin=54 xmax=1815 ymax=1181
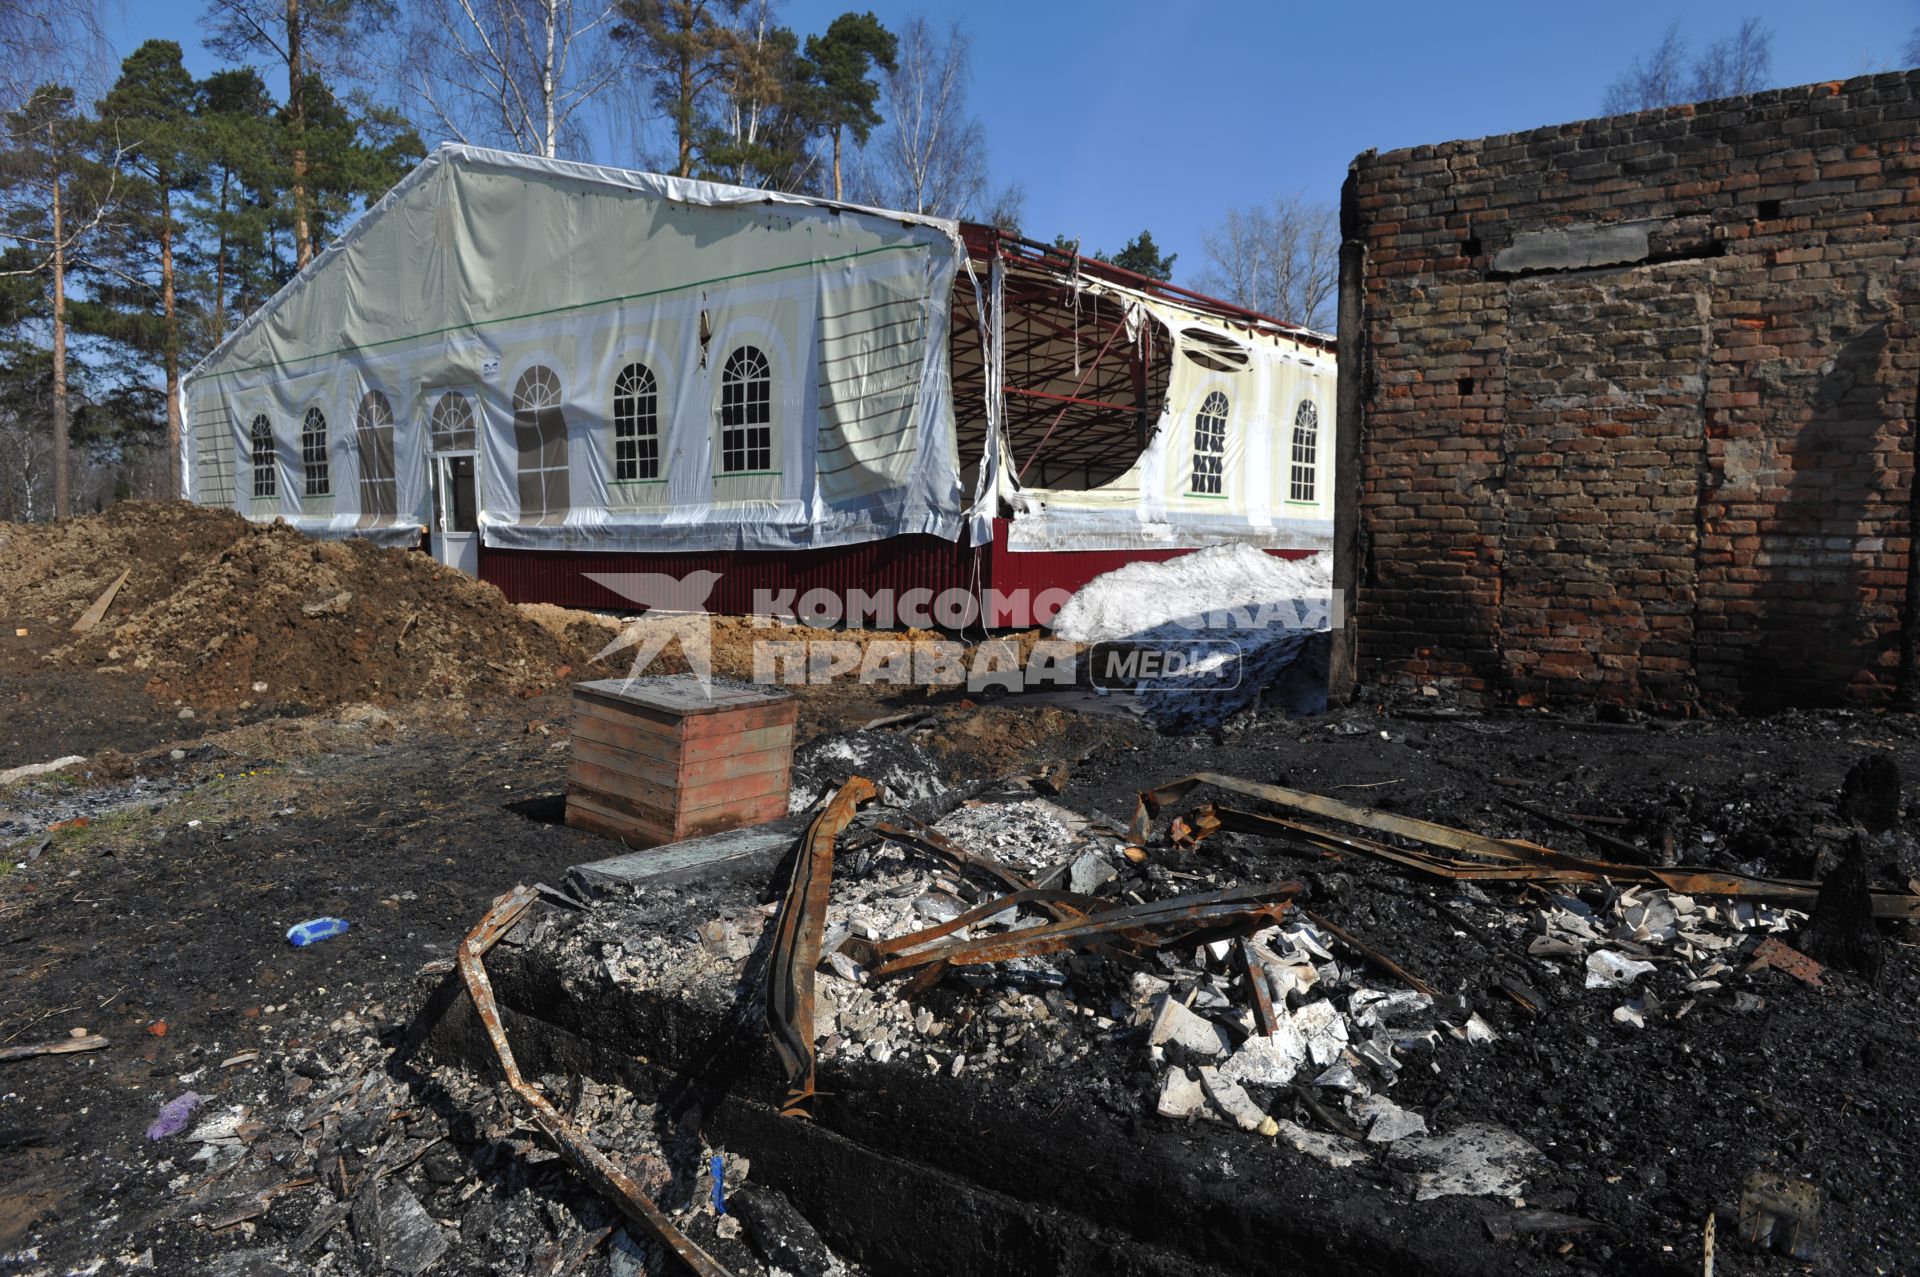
xmin=1016 ymin=317 xmax=1130 ymax=483
xmin=1004 ymin=385 xmax=1141 ymax=415
xmin=975 ymin=226 xmax=1330 ymax=343
xmin=458 ymin=885 xmax=736 ymax=1277
xmin=1238 ymin=938 xmax=1280 ymax=1037
xmin=765 ymin=777 xmax=877 ymax=1119
xmin=1130 ymin=773 xmax=1920 ymax=920
xmin=842 ymin=887 xmax=1104 ymax=971
xmin=855 ymin=880 xmax=1301 ymax=981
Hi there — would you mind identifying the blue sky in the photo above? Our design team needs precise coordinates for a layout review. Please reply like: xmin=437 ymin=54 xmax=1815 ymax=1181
xmin=112 ymin=0 xmax=1918 ymax=289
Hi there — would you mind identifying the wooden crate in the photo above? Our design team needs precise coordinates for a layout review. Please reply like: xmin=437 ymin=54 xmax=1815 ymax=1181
xmin=564 ymin=677 xmax=797 ymax=848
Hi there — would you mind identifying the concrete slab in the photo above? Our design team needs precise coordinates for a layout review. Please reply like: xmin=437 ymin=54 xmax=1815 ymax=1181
xmin=569 ymin=811 xmax=810 ymax=893
xmin=1492 ymin=220 xmax=1658 ymax=274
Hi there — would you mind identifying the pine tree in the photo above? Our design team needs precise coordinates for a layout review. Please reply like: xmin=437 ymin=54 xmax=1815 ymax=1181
xmin=85 ymin=40 xmax=204 ymax=498
xmin=795 ymin=11 xmax=894 ymax=201
xmin=0 ymin=85 xmax=124 ymax=517
xmin=1099 ymin=230 xmax=1176 ymax=282
xmin=295 ymin=76 xmax=422 ymax=256
xmin=193 ymin=67 xmax=282 ymax=346
xmin=204 ymin=0 xmax=396 ymax=269
xmin=614 ymin=0 xmax=754 ymax=179
xmin=697 ymin=18 xmax=813 ymax=190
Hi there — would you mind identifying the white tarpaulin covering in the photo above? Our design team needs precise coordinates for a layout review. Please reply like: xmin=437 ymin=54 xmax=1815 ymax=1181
xmin=182 ymin=145 xmax=965 ymax=551
xmin=180 ymin=144 xmax=1333 ymax=560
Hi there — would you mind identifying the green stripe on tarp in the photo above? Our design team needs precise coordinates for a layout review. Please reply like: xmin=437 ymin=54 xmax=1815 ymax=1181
xmin=196 ymin=241 xmax=929 ymax=382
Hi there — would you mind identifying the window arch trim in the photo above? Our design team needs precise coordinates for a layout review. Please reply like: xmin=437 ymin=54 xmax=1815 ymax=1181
xmin=1289 ymin=399 xmax=1319 ymax=504
xmin=249 ymin=414 xmax=276 ymax=499
xmin=1190 ymin=389 xmax=1228 ymax=497
xmin=512 ymin=362 xmax=571 ymax=524
xmin=613 ymin=360 xmax=663 ymax=484
xmin=717 ymin=343 xmax=774 ymax=477
xmin=354 ymin=388 xmax=398 ymax=520
xmin=429 ymin=390 xmax=476 ymax=452
xmin=301 ymin=407 xmax=330 ymax=498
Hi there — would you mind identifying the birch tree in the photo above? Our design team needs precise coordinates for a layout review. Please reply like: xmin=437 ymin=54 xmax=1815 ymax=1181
xmin=1195 ymin=193 xmax=1337 ymax=332
xmin=405 ymin=0 xmax=625 ymax=159
xmin=701 ymin=0 xmax=814 ymax=190
xmin=857 ymin=16 xmax=984 ymax=218
xmin=1603 ymin=19 xmax=1773 ymax=113
xmin=0 ymin=0 xmax=114 ymax=110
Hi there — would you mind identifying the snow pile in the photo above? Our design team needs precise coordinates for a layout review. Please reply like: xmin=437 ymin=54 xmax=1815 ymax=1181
xmin=1050 ymin=544 xmax=1331 ymax=644
xmin=1050 ymin=546 xmax=1332 ymax=731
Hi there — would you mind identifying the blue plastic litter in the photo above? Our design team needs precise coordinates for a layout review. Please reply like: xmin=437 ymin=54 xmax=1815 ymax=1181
xmin=287 ymin=917 xmax=350 ymax=947
xmin=709 ymin=1154 xmax=726 ymax=1214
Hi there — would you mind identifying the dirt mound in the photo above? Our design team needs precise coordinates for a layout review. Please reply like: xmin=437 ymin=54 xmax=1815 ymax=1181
xmin=1 ymin=502 xmax=603 ymax=709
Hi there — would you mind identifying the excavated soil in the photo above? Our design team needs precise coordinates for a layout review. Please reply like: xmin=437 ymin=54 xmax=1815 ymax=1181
xmin=0 ymin=503 xmax=602 ymax=714
xmin=0 ymin=504 xmax=1016 ymax=770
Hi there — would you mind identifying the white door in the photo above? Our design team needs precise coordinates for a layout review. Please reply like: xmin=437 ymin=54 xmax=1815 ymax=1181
xmin=431 ymin=453 xmax=480 ymax=574
xmin=425 ymin=386 xmax=483 ymax=575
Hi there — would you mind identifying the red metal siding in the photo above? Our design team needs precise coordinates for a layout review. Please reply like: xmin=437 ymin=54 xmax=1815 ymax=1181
xmin=479 ymin=532 xmax=983 ymax=614
xmin=478 ymin=519 xmax=1313 ymax=625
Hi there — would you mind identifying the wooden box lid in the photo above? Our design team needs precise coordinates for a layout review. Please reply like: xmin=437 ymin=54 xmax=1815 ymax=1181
xmin=572 ymin=675 xmax=795 ymax=718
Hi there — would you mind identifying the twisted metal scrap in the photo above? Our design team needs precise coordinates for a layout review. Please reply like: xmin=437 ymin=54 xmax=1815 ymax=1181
xmin=766 ymin=776 xmax=877 ymax=1119
xmin=1131 ymin=771 xmax=1920 ymax=920
xmin=459 ymin=884 xmax=735 ymax=1277
xmin=844 ymin=879 xmax=1301 ymax=981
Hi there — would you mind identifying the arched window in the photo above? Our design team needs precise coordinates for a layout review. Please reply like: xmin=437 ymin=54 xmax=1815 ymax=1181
xmin=718 ymin=345 xmax=772 ymax=474
xmin=513 ymin=364 xmax=570 ymax=523
xmin=430 ymin=391 xmax=476 ymax=452
xmin=613 ymin=362 xmax=660 ymax=482
xmin=355 ymin=389 xmax=397 ymax=520
xmin=1290 ymin=400 xmax=1319 ymax=503
xmin=1191 ymin=390 xmax=1228 ymax=495
xmin=301 ymin=407 xmax=330 ymax=497
xmin=249 ymin=415 xmax=275 ymax=499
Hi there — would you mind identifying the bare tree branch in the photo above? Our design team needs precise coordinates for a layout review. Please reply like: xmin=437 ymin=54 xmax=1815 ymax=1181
xmin=402 ymin=0 xmax=624 ymax=157
xmin=0 ymin=0 xmax=116 ymax=110
xmin=1603 ymin=18 xmax=1773 ymax=114
xmin=1194 ymin=192 xmax=1338 ymax=332
xmin=850 ymin=17 xmax=985 ymax=218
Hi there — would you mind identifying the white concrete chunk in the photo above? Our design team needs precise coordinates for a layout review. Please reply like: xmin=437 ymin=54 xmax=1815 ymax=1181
xmin=1157 ymin=1069 xmax=1208 ymax=1119
xmin=1219 ymin=1024 xmax=1309 ymax=1089
xmin=1147 ymin=995 xmax=1232 ymax=1057
xmin=1198 ymin=1067 xmax=1272 ymax=1134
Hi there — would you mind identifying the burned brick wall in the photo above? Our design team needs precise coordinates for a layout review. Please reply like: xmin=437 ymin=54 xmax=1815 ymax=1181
xmin=1341 ymin=72 xmax=1920 ymax=713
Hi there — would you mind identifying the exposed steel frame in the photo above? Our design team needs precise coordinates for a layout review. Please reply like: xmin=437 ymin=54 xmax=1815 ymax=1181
xmin=948 ymin=223 xmax=1329 ymax=495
